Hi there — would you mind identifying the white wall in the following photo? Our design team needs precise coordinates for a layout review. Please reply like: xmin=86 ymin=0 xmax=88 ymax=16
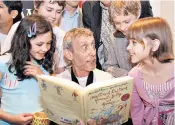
xmin=150 ymin=0 xmax=174 ymax=35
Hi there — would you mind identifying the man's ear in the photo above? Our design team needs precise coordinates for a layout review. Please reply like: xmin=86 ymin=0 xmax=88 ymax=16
xmin=64 ymin=49 xmax=73 ymax=61
xmin=152 ymin=39 xmax=160 ymax=52
xmin=10 ymin=10 xmax=18 ymax=19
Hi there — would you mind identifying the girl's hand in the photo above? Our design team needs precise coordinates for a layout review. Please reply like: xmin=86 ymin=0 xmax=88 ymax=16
xmin=10 ymin=113 xmax=33 ymax=125
xmin=24 ymin=61 xmax=44 ymax=76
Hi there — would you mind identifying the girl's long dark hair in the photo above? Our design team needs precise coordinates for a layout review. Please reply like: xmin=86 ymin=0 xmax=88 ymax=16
xmin=8 ymin=14 xmax=56 ymax=81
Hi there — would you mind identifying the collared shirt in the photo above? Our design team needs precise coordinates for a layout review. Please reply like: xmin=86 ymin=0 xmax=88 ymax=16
xmin=57 ymin=68 xmax=113 ymax=88
xmin=60 ymin=7 xmax=80 ymax=32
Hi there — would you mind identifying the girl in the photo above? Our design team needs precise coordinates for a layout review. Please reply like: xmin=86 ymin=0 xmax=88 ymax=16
xmin=0 ymin=14 xmax=56 ymax=125
xmin=127 ymin=17 xmax=174 ymax=125
xmin=3 ymin=0 xmax=66 ymax=74
xmin=34 ymin=0 xmax=66 ymax=74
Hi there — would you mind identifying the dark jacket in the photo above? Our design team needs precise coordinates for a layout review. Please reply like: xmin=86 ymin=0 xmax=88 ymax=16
xmin=82 ymin=1 xmax=153 ymax=69
xmin=82 ymin=1 xmax=153 ymax=40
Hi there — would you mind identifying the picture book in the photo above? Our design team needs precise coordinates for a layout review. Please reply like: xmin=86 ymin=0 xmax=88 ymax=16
xmin=36 ymin=75 xmax=133 ymax=125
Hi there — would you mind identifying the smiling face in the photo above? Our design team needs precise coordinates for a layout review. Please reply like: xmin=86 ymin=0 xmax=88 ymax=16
xmin=29 ymin=31 xmax=52 ymax=60
xmin=113 ymin=13 xmax=137 ymax=35
xmin=36 ymin=1 xmax=63 ymax=27
xmin=71 ymin=36 xmax=96 ymax=73
xmin=127 ymin=38 xmax=153 ymax=64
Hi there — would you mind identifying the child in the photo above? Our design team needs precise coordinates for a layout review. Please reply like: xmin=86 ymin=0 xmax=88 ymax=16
xmin=0 ymin=14 xmax=56 ymax=125
xmin=103 ymin=0 xmax=141 ymax=77
xmin=3 ymin=0 xmax=66 ymax=74
xmin=34 ymin=0 xmax=66 ymax=74
xmin=127 ymin=17 xmax=174 ymax=125
xmin=0 ymin=1 xmax=23 ymax=55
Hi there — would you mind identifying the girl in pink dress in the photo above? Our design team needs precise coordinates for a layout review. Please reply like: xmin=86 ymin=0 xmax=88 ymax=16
xmin=127 ymin=17 xmax=174 ymax=125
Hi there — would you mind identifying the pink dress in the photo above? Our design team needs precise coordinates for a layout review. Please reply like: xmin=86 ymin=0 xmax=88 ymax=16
xmin=128 ymin=66 xmax=174 ymax=125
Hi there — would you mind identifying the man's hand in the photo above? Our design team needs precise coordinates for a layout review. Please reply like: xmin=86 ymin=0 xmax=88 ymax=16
xmin=77 ymin=119 xmax=97 ymax=125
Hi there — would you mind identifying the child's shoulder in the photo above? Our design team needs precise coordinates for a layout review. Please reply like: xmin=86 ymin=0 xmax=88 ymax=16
xmin=128 ymin=65 xmax=140 ymax=77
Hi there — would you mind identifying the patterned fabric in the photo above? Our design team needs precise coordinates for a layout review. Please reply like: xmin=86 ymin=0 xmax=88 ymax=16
xmin=98 ymin=3 xmax=115 ymax=66
xmin=143 ymin=77 xmax=174 ymax=125
xmin=102 ymin=36 xmax=132 ymax=78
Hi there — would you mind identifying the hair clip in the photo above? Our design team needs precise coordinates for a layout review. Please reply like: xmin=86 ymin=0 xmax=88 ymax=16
xmin=27 ymin=22 xmax=37 ymax=38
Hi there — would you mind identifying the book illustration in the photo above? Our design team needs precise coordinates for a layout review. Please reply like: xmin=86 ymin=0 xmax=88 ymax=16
xmin=41 ymin=80 xmax=47 ymax=91
xmin=36 ymin=75 xmax=133 ymax=125
xmin=54 ymin=85 xmax=63 ymax=96
xmin=72 ymin=91 xmax=79 ymax=102
xmin=85 ymin=82 xmax=132 ymax=124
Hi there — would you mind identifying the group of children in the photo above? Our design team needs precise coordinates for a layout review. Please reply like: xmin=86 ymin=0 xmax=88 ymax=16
xmin=0 ymin=0 xmax=174 ymax=125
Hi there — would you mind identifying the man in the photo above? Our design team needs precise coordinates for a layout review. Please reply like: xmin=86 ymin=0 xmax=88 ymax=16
xmin=0 ymin=1 xmax=22 ymax=55
xmin=59 ymin=1 xmax=83 ymax=32
xmin=82 ymin=1 xmax=115 ymax=70
xmin=82 ymin=0 xmax=153 ymax=70
xmin=58 ymin=28 xmax=113 ymax=88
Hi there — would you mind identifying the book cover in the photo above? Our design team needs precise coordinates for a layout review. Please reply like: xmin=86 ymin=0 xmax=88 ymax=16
xmin=36 ymin=75 xmax=133 ymax=125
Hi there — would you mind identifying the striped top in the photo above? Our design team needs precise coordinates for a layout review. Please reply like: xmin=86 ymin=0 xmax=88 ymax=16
xmin=143 ymin=77 xmax=174 ymax=125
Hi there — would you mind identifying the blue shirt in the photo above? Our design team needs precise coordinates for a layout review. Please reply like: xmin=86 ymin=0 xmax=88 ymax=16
xmin=60 ymin=7 xmax=80 ymax=32
xmin=0 ymin=57 xmax=48 ymax=125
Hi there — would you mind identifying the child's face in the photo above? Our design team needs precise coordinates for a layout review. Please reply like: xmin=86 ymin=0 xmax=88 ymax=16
xmin=69 ymin=36 xmax=96 ymax=73
xmin=0 ymin=1 xmax=13 ymax=26
xmin=113 ymin=13 xmax=137 ymax=35
xmin=36 ymin=1 xmax=63 ymax=27
xmin=29 ymin=31 xmax=52 ymax=60
xmin=127 ymin=38 xmax=152 ymax=64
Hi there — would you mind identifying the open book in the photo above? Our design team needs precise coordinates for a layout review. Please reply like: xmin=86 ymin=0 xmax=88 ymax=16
xmin=36 ymin=75 xmax=133 ymax=125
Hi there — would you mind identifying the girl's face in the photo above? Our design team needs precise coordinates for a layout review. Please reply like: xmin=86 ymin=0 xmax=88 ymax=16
xmin=127 ymin=38 xmax=152 ymax=63
xmin=36 ymin=1 xmax=63 ymax=27
xmin=30 ymin=31 xmax=52 ymax=60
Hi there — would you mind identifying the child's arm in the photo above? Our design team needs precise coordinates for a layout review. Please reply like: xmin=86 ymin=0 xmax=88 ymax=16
xmin=128 ymin=69 xmax=145 ymax=125
xmin=130 ymin=83 xmax=145 ymax=125
xmin=0 ymin=109 xmax=33 ymax=125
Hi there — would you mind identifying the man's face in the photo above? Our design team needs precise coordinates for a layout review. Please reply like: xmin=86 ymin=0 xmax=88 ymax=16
xmin=65 ymin=1 xmax=80 ymax=8
xmin=0 ymin=1 xmax=13 ymax=25
xmin=71 ymin=36 xmax=96 ymax=73
xmin=113 ymin=13 xmax=137 ymax=35
xmin=36 ymin=1 xmax=63 ymax=27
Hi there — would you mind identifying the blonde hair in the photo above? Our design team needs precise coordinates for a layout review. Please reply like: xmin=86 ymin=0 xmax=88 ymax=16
xmin=127 ymin=17 xmax=174 ymax=63
xmin=109 ymin=0 xmax=141 ymax=24
xmin=63 ymin=28 xmax=94 ymax=51
xmin=63 ymin=28 xmax=94 ymax=66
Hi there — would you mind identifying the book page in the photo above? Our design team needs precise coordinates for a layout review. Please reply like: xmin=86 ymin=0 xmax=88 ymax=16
xmin=83 ymin=76 xmax=133 ymax=125
xmin=37 ymin=75 xmax=84 ymax=125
